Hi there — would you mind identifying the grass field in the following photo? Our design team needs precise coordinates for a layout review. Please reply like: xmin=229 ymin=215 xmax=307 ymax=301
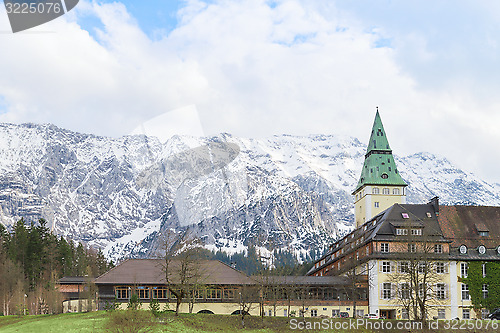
xmin=0 ymin=311 xmax=499 ymax=332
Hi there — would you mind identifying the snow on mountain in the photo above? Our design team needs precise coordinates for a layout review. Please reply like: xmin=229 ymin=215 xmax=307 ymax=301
xmin=0 ymin=123 xmax=499 ymax=263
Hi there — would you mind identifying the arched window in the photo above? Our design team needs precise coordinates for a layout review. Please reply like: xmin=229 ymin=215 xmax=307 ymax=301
xmin=393 ymin=188 xmax=400 ymax=195
xmin=373 ymin=188 xmax=380 ymax=194
xmin=383 ymin=188 xmax=390 ymax=195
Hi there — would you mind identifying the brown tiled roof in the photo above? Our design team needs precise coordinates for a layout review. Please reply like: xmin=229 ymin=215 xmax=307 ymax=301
xmin=438 ymin=205 xmax=500 ymax=249
xmin=94 ymin=259 xmax=256 ymax=285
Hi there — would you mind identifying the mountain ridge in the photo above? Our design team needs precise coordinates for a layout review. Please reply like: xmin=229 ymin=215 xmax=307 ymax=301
xmin=0 ymin=122 xmax=498 ymax=262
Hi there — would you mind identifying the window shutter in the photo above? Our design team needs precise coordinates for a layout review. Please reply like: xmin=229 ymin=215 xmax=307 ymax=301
xmin=391 ymin=283 xmax=396 ymax=299
xmin=390 ymin=261 xmax=395 ymax=273
xmin=379 ymin=261 xmax=383 ymax=273
xmin=445 ymin=283 xmax=449 ymax=299
xmin=380 ymin=283 xmax=384 ymax=299
xmin=444 ymin=262 xmax=449 ymax=274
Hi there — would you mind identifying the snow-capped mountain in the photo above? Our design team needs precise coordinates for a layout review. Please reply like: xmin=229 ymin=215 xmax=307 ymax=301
xmin=0 ymin=123 xmax=498 ymax=262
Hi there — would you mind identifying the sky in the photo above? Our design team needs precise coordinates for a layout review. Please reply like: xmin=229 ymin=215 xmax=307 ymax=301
xmin=0 ymin=0 xmax=499 ymax=184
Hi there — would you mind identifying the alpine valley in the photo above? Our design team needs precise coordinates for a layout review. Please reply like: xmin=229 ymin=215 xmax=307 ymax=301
xmin=0 ymin=123 xmax=499 ymax=263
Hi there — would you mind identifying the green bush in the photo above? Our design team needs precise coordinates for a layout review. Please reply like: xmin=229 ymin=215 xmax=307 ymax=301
xmin=149 ymin=298 xmax=160 ymax=317
xmin=104 ymin=297 xmax=119 ymax=311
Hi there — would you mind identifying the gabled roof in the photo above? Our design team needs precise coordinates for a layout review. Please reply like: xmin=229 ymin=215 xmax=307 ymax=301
xmin=438 ymin=205 xmax=500 ymax=250
xmin=94 ymin=259 xmax=256 ymax=285
xmin=307 ymin=200 xmax=449 ymax=276
xmin=353 ymin=110 xmax=407 ymax=193
xmin=380 ymin=203 xmax=443 ymax=236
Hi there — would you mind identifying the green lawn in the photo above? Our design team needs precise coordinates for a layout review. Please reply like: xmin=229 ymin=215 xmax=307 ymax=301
xmin=0 ymin=311 xmax=499 ymax=333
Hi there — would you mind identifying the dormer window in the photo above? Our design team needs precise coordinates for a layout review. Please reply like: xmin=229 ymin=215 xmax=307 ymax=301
xmin=426 ymin=212 xmax=432 ymax=218
xmin=475 ymin=223 xmax=489 ymax=237
xmin=411 ymin=229 xmax=422 ymax=236
xmin=396 ymin=228 xmax=408 ymax=235
xmin=402 ymin=213 xmax=410 ymax=219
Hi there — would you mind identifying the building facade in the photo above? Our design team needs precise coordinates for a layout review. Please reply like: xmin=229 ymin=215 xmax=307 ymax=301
xmin=93 ymin=259 xmax=368 ymax=317
xmin=308 ymin=110 xmax=500 ymax=320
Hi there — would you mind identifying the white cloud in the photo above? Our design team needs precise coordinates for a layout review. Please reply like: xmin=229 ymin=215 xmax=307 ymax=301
xmin=0 ymin=0 xmax=499 ymax=183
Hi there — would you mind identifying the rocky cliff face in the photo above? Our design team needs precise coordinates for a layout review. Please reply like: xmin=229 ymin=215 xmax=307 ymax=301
xmin=0 ymin=123 xmax=498 ymax=262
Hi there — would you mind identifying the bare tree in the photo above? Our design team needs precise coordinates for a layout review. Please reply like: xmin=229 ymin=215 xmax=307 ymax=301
xmin=161 ymin=230 xmax=205 ymax=316
xmin=386 ymin=227 xmax=448 ymax=322
xmin=341 ymin=261 xmax=374 ymax=318
xmin=237 ymin=285 xmax=258 ymax=328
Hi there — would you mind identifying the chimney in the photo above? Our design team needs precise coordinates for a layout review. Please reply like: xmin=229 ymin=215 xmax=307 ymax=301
xmin=428 ymin=197 xmax=439 ymax=216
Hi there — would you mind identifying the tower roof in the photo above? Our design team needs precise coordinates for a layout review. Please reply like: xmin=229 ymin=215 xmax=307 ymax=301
xmin=353 ymin=109 xmax=407 ymax=193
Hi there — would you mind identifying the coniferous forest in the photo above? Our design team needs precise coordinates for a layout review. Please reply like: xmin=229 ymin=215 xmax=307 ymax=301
xmin=0 ymin=218 xmax=113 ymax=316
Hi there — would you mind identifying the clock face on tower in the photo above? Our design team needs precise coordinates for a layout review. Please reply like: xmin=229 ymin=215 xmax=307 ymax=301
xmin=459 ymin=245 xmax=467 ymax=255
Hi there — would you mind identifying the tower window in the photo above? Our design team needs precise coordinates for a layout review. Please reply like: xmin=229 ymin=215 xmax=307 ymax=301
xmin=393 ymin=188 xmax=400 ymax=195
xmin=375 ymin=202 xmax=379 ymax=208
xmin=373 ymin=188 xmax=380 ymax=194
xmin=381 ymin=174 xmax=388 ymax=179
xmin=388 ymin=167 xmax=391 ymax=171
xmin=383 ymin=188 xmax=390 ymax=194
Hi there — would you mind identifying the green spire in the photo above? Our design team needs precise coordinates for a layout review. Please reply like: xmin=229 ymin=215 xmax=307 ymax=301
xmin=353 ymin=109 xmax=407 ymax=193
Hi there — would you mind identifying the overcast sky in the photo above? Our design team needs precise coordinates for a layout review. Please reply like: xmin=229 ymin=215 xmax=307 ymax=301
xmin=0 ymin=0 xmax=499 ymax=184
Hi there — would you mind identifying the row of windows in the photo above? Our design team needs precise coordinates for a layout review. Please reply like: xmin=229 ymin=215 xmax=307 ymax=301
xmin=355 ymin=187 xmax=402 ymax=200
xmin=401 ymin=308 xmax=447 ymax=320
xmin=459 ymin=244 xmax=500 ymax=255
xmin=379 ymin=261 xmax=449 ymax=274
xmin=395 ymin=228 xmax=423 ymax=236
xmin=460 ymin=262 xmax=488 ymax=278
xmin=114 ymin=287 xmax=237 ymax=300
xmin=380 ymin=282 xmax=448 ymax=300
xmin=461 ymin=283 xmax=490 ymax=300
xmin=372 ymin=188 xmax=400 ymax=195
xmin=379 ymin=243 xmax=442 ymax=253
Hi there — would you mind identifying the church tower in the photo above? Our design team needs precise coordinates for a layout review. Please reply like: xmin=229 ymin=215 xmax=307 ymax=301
xmin=353 ymin=109 xmax=407 ymax=228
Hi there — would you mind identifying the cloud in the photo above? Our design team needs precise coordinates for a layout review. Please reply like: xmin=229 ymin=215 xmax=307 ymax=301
xmin=0 ymin=0 xmax=499 ymax=183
